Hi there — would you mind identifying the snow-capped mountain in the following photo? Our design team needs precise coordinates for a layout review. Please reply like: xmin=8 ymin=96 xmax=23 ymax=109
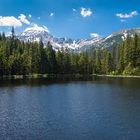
xmin=18 ymin=24 xmax=53 ymax=43
xmin=18 ymin=25 xmax=101 ymax=51
xmin=18 ymin=25 xmax=140 ymax=52
xmin=97 ymin=28 xmax=140 ymax=49
xmin=81 ymin=27 xmax=140 ymax=52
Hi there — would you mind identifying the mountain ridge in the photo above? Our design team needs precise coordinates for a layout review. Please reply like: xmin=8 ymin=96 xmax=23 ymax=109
xmin=17 ymin=26 xmax=140 ymax=52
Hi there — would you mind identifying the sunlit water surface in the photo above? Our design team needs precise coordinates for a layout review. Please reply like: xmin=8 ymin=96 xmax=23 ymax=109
xmin=0 ymin=77 xmax=140 ymax=140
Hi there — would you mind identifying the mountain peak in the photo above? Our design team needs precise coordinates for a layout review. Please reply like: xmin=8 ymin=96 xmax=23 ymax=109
xmin=19 ymin=24 xmax=52 ymax=43
xmin=24 ymin=24 xmax=49 ymax=34
xmin=18 ymin=26 xmax=140 ymax=52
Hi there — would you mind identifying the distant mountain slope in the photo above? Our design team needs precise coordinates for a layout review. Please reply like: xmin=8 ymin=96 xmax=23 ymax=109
xmin=79 ymin=28 xmax=140 ymax=52
xmin=17 ymin=26 xmax=140 ymax=52
xmin=18 ymin=25 xmax=101 ymax=51
xmin=97 ymin=28 xmax=140 ymax=49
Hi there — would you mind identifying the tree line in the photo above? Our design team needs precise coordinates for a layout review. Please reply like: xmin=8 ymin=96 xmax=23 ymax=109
xmin=0 ymin=28 xmax=140 ymax=76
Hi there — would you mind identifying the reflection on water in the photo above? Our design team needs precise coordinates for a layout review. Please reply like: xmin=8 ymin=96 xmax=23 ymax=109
xmin=0 ymin=77 xmax=140 ymax=140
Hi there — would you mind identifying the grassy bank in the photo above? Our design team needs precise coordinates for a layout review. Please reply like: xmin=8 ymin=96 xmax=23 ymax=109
xmin=93 ymin=74 xmax=140 ymax=78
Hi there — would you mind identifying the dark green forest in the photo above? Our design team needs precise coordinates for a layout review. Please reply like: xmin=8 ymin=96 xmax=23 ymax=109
xmin=0 ymin=28 xmax=140 ymax=77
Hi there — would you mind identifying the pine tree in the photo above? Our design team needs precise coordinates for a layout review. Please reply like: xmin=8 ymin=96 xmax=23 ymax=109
xmin=39 ymin=38 xmax=47 ymax=73
xmin=45 ymin=42 xmax=57 ymax=74
xmin=132 ymin=34 xmax=138 ymax=67
xmin=105 ymin=52 xmax=114 ymax=74
xmin=95 ymin=50 xmax=102 ymax=74
xmin=118 ymin=43 xmax=125 ymax=73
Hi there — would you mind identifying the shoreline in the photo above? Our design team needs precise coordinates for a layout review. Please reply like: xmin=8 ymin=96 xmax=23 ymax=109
xmin=0 ymin=74 xmax=92 ymax=80
xmin=93 ymin=74 xmax=140 ymax=78
xmin=0 ymin=74 xmax=140 ymax=80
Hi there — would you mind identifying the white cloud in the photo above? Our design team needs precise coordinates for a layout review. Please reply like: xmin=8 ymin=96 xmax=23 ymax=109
xmin=28 ymin=14 xmax=32 ymax=18
xmin=50 ymin=13 xmax=54 ymax=17
xmin=81 ymin=7 xmax=92 ymax=17
xmin=37 ymin=17 xmax=41 ymax=20
xmin=18 ymin=14 xmax=30 ymax=25
xmin=90 ymin=33 xmax=100 ymax=38
xmin=73 ymin=9 xmax=77 ymax=12
xmin=0 ymin=16 xmax=22 ymax=27
xmin=116 ymin=11 xmax=138 ymax=19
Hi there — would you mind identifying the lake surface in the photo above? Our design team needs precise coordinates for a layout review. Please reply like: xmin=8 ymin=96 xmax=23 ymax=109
xmin=0 ymin=77 xmax=140 ymax=140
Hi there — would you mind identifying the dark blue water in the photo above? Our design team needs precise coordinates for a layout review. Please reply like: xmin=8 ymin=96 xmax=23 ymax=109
xmin=0 ymin=77 xmax=140 ymax=140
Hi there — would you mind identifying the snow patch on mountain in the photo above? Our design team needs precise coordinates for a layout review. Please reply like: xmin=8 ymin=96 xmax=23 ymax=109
xmin=18 ymin=25 xmax=102 ymax=51
xmin=24 ymin=24 xmax=49 ymax=33
xmin=17 ymin=26 xmax=140 ymax=52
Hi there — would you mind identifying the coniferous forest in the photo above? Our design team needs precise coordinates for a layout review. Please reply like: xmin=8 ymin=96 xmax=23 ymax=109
xmin=0 ymin=28 xmax=140 ymax=77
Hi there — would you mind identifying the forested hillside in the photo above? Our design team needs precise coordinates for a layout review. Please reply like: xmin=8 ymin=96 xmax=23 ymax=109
xmin=0 ymin=28 xmax=140 ymax=76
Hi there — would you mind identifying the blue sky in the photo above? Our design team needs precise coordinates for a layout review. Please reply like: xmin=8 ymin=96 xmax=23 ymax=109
xmin=0 ymin=0 xmax=140 ymax=39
